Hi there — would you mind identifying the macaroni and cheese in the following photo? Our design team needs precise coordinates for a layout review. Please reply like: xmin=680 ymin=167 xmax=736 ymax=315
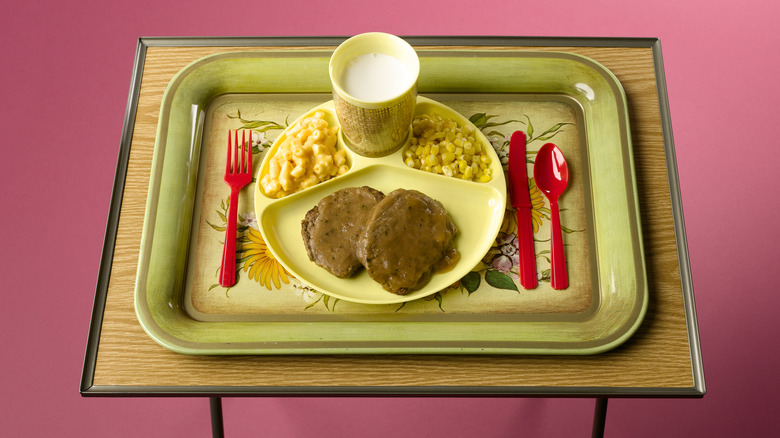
xmin=260 ymin=111 xmax=349 ymax=198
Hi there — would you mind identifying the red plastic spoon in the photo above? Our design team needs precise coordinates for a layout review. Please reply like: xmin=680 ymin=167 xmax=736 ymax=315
xmin=533 ymin=143 xmax=569 ymax=290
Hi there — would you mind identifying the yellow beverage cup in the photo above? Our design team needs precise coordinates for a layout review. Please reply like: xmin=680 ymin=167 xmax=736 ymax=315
xmin=329 ymin=33 xmax=420 ymax=157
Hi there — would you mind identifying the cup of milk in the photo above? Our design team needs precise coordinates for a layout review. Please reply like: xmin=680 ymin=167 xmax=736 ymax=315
xmin=329 ymin=33 xmax=420 ymax=157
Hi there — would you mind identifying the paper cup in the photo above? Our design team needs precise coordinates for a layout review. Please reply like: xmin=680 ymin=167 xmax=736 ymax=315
xmin=329 ymin=33 xmax=420 ymax=157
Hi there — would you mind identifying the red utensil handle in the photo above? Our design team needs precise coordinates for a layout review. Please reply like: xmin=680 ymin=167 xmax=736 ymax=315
xmin=516 ymin=208 xmax=538 ymax=289
xmin=549 ymin=201 xmax=568 ymax=290
xmin=219 ymin=186 xmax=240 ymax=287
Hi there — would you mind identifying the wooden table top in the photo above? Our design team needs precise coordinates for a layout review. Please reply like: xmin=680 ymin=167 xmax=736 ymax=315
xmin=81 ymin=37 xmax=704 ymax=397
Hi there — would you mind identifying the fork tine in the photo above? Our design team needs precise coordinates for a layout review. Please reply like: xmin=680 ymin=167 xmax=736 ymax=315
xmin=241 ymin=130 xmax=247 ymax=173
xmin=234 ymin=130 xmax=239 ymax=174
xmin=247 ymin=131 xmax=253 ymax=174
xmin=226 ymin=130 xmax=232 ymax=175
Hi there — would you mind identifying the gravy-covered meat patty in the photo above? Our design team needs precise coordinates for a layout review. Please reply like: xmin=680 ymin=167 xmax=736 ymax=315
xmin=357 ymin=189 xmax=458 ymax=295
xmin=301 ymin=186 xmax=385 ymax=278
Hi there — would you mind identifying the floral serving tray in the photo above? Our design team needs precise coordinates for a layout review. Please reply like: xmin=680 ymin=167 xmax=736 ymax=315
xmin=135 ymin=49 xmax=647 ymax=355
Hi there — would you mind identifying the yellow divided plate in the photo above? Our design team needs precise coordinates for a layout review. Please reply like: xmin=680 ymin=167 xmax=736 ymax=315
xmin=254 ymin=96 xmax=507 ymax=304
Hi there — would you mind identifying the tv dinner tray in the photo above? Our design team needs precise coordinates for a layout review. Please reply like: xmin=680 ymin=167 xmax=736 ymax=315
xmin=135 ymin=48 xmax=647 ymax=355
xmin=82 ymin=37 xmax=705 ymax=397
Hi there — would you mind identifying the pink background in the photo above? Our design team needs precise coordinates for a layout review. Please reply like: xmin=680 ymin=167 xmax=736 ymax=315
xmin=2 ymin=0 xmax=778 ymax=436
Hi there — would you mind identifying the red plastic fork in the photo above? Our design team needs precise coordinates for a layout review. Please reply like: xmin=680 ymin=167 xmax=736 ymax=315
xmin=219 ymin=130 xmax=253 ymax=287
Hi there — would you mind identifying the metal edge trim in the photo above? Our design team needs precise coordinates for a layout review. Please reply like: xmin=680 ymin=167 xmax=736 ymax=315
xmin=137 ymin=35 xmax=660 ymax=49
xmin=650 ymin=39 xmax=706 ymax=397
xmin=80 ymin=38 xmax=148 ymax=395
xmin=82 ymin=385 xmax=704 ymax=398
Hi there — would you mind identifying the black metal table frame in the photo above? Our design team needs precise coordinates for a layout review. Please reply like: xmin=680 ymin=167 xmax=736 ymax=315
xmin=206 ymin=396 xmax=606 ymax=438
xmin=80 ymin=36 xmax=705 ymax=438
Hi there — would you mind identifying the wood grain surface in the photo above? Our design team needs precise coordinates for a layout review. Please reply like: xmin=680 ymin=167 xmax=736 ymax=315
xmin=90 ymin=43 xmax=695 ymax=393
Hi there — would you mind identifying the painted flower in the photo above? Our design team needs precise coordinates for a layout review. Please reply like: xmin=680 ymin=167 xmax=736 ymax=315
xmin=250 ymin=130 xmax=271 ymax=152
xmin=497 ymin=232 xmax=519 ymax=257
xmin=240 ymin=227 xmax=290 ymax=289
xmin=492 ymin=255 xmax=514 ymax=273
xmin=239 ymin=211 xmax=257 ymax=228
xmin=488 ymin=134 xmax=509 ymax=165
xmin=489 ymin=232 xmax=520 ymax=280
xmin=528 ymin=177 xmax=546 ymax=232
xmin=293 ymin=285 xmax=321 ymax=303
xmin=499 ymin=205 xmax=516 ymax=234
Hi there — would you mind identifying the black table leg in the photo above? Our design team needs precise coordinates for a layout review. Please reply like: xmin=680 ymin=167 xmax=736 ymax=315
xmin=591 ymin=397 xmax=608 ymax=438
xmin=210 ymin=397 xmax=224 ymax=438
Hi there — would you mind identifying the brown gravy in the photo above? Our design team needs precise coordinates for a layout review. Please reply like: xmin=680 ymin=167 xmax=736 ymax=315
xmin=301 ymin=186 xmax=384 ymax=278
xmin=358 ymin=189 xmax=458 ymax=295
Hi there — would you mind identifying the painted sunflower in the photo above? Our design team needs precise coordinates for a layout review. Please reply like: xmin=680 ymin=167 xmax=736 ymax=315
xmin=528 ymin=177 xmax=546 ymax=233
xmin=500 ymin=177 xmax=546 ymax=234
xmin=240 ymin=227 xmax=291 ymax=289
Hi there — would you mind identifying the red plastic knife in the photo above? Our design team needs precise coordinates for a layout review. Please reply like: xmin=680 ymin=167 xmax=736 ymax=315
xmin=508 ymin=131 xmax=538 ymax=289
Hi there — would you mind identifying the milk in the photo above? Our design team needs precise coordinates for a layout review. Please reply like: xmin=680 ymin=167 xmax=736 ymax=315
xmin=340 ymin=52 xmax=412 ymax=102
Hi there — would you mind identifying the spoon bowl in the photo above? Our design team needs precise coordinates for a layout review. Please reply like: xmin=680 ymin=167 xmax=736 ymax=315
xmin=533 ymin=143 xmax=570 ymax=289
xmin=534 ymin=143 xmax=569 ymax=201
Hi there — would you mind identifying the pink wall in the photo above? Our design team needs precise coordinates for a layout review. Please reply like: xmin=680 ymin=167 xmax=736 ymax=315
xmin=2 ymin=0 xmax=777 ymax=436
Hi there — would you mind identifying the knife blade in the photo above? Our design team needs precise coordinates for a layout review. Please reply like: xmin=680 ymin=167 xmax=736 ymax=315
xmin=508 ymin=131 xmax=538 ymax=289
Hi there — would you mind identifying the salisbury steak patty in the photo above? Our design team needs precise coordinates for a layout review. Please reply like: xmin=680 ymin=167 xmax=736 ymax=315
xmin=357 ymin=189 xmax=458 ymax=295
xmin=301 ymin=186 xmax=385 ymax=278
